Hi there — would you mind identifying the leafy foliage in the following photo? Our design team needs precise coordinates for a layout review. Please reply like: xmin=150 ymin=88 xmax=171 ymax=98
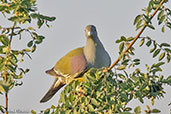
xmin=39 ymin=66 xmax=171 ymax=114
xmin=35 ymin=0 xmax=171 ymax=114
xmin=138 ymin=36 xmax=170 ymax=62
xmin=0 ymin=0 xmax=55 ymax=113
xmin=133 ymin=0 xmax=171 ymax=31
xmin=0 ymin=0 xmax=170 ymax=114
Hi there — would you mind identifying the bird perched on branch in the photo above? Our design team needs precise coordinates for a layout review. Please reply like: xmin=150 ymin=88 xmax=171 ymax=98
xmin=40 ymin=25 xmax=111 ymax=103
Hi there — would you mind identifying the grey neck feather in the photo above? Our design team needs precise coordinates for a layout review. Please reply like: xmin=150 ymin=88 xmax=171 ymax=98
xmin=83 ymin=35 xmax=105 ymax=65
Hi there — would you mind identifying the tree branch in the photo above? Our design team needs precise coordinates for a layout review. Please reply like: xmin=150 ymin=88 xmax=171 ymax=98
xmin=106 ymin=0 xmax=165 ymax=71
xmin=4 ymin=21 xmax=16 ymax=114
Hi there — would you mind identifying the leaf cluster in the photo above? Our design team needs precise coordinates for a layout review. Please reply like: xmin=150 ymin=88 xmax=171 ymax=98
xmin=139 ymin=36 xmax=170 ymax=62
xmin=38 ymin=66 xmax=171 ymax=114
xmin=0 ymin=0 xmax=56 ymax=113
xmin=36 ymin=0 xmax=171 ymax=114
xmin=0 ymin=0 xmax=56 ymax=27
xmin=115 ymin=36 xmax=140 ymax=69
xmin=133 ymin=0 xmax=171 ymax=32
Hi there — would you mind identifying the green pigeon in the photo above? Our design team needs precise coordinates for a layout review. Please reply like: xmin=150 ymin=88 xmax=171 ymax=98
xmin=40 ymin=25 xmax=111 ymax=103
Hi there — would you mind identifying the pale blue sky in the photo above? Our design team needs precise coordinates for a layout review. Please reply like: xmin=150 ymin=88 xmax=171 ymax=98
xmin=0 ymin=0 xmax=171 ymax=113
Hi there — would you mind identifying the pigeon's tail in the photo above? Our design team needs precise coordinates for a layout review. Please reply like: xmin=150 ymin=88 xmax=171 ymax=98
xmin=40 ymin=78 xmax=65 ymax=103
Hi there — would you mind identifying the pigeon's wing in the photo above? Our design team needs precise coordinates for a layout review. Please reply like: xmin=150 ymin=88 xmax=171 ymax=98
xmin=54 ymin=47 xmax=87 ymax=77
xmin=40 ymin=48 xmax=87 ymax=103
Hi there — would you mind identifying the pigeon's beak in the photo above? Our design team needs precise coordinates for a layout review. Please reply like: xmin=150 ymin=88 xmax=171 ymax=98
xmin=87 ymin=31 xmax=93 ymax=36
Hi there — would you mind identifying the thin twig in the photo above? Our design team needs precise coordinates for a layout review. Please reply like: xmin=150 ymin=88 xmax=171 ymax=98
xmin=4 ymin=21 xmax=16 ymax=114
xmin=5 ymin=93 xmax=8 ymax=114
xmin=106 ymin=0 xmax=165 ymax=72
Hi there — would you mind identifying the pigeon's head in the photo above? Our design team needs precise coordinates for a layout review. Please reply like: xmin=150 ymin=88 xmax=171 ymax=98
xmin=85 ymin=25 xmax=97 ymax=39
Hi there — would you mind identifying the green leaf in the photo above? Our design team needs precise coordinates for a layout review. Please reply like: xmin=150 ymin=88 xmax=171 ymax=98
xmin=151 ymin=97 xmax=154 ymax=105
xmin=2 ymin=47 xmax=8 ymax=53
xmin=31 ymin=110 xmax=36 ymax=114
xmin=8 ymin=16 xmax=18 ymax=22
xmin=45 ymin=16 xmax=56 ymax=22
xmin=24 ymin=69 xmax=29 ymax=74
xmin=0 ymin=63 xmax=4 ymax=72
xmin=121 ymin=36 xmax=127 ymax=41
xmin=128 ymin=49 xmax=135 ymax=55
xmin=124 ymin=107 xmax=132 ymax=111
xmin=91 ymin=98 xmax=100 ymax=107
xmin=117 ymin=65 xmax=126 ymax=70
xmin=27 ymin=40 xmax=33 ymax=47
xmin=158 ymin=52 xmax=165 ymax=61
xmin=153 ymin=49 xmax=161 ymax=58
xmin=9 ymin=58 xmax=17 ymax=67
xmin=161 ymin=25 xmax=165 ymax=32
xmin=160 ymin=43 xmax=170 ymax=47
xmin=136 ymin=24 xmax=143 ymax=31
xmin=134 ymin=15 xmax=142 ymax=25
xmin=127 ymin=37 xmax=134 ymax=41
xmin=166 ymin=76 xmax=171 ymax=81
xmin=32 ymin=44 xmax=36 ymax=52
xmin=145 ymin=64 xmax=150 ymax=72
xmin=30 ymin=13 xmax=38 ymax=19
xmin=150 ymin=41 xmax=157 ymax=53
xmin=38 ymin=35 xmax=45 ymax=40
xmin=0 ymin=35 xmax=9 ymax=46
xmin=139 ymin=38 xmax=145 ymax=47
xmin=0 ymin=105 xmax=4 ymax=113
xmin=154 ymin=1 xmax=160 ymax=4
xmin=158 ymin=15 xmax=165 ymax=25
xmin=146 ymin=105 xmax=150 ymax=111
xmin=23 ymin=48 xmax=31 ymax=52
xmin=146 ymin=40 xmax=152 ymax=47
xmin=136 ymin=19 xmax=143 ymax=30
xmin=134 ymin=106 xmax=141 ymax=114
xmin=166 ymin=54 xmax=170 ymax=63
xmin=164 ymin=48 xmax=171 ymax=53
xmin=138 ymin=97 xmax=144 ymax=103
xmin=133 ymin=59 xmax=140 ymax=62
xmin=7 ymin=64 xmax=16 ymax=73
xmin=44 ymin=108 xmax=50 ymax=114
xmin=164 ymin=0 xmax=168 ymax=3
xmin=118 ymin=74 xmax=126 ymax=80
xmin=152 ymin=62 xmax=165 ymax=68
xmin=134 ymin=62 xmax=140 ymax=65
xmin=147 ymin=24 xmax=155 ymax=30
xmin=121 ymin=59 xmax=130 ymax=65
xmin=119 ymin=42 xmax=124 ymax=53
xmin=167 ymin=22 xmax=171 ymax=29
xmin=35 ymin=35 xmax=45 ymax=44
xmin=88 ymin=104 xmax=94 ymax=111
xmin=28 ymin=26 xmax=35 ymax=31
xmin=144 ymin=14 xmax=151 ymax=23
xmin=115 ymin=39 xmax=122 ymax=43
xmin=158 ymin=10 xmax=164 ymax=19
xmin=37 ymin=18 xmax=44 ymax=28
xmin=147 ymin=1 xmax=152 ymax=14
xmin=128 ymin=64 xmax=133 ymax=68
xmin=151 ymin=109 xmax=161 ymax=113
xmin=150 ymin=67 xmax=162 ymax=73
xmin=32 ymin=32 xmax=38 ymax=39
xmin=0 ymin=81 xmax=11 ymax=93
xmin=69 ymin=94 xmax=74 ymax=103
